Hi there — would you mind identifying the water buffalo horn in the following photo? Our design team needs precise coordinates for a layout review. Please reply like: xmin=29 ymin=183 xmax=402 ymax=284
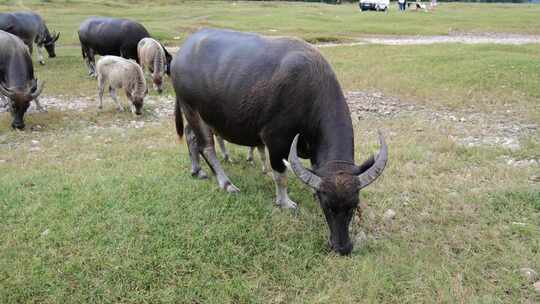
xmin=288 ymin=134 xmax=322 ymax=190
xmin=0 ymin=82 xmax=15 ymax=99
xmin=29 ymin=80 xmax=44 ymax=99
xmin=356 ymin=131 xmax=388 ymax=189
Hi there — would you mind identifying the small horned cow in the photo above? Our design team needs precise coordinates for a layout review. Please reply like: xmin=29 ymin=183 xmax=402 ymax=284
xmin=172 ymin=28 xmax=388 ymax=255
xmin=137 ymin=37 xmax=170 ymax=94
xmin=0 ymin=11 xmax=60 ymax=65
xmin=0 ymin=30 xmax=44 ymax=129
xmin=96 ymin=56 xmax=147 ymax=115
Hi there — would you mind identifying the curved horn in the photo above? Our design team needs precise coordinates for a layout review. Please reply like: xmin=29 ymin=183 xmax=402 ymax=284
xmin=29 ymin=80 xmax=44 ymax=99
xmin=0 ymin=82 xmax=15 ymax=99
xmin=356 ymin=131 xmax=388 ymax=190
xmin=53 ymin=32 xmax=60 ymax=42
xmin=288 ymin=134 xmax=322 ymax=190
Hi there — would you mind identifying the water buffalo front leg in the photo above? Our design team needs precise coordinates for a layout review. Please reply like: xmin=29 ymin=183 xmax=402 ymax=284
xmin=263 ymin=136 xmax=298 ymax=209
xmin=216 ymin=136 xmax=230 ymax=162
xmin=36 ymin=45 xmax=45 ymax=65
xmin=183 ymin=106 xmax=239 ymax=193
xmin=111 ymin=88 xmax=123 ymax=112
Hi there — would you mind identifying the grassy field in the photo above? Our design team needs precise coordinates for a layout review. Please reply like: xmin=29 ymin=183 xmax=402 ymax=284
xmin=0 ymin=1 xmax=539 ymax=303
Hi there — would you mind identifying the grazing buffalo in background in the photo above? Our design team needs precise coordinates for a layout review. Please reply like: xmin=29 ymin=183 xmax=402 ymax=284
xmin=171 ymin=28 xmax=388 ymax=255
xmin=78 ymin=17 xmax=172 ymax=77
xmin=0 ymin=11 xmax=60 ymax=65
xmin=0 ymin=30 xmax=44 ymax=129
xmin=138 ymin=37 xmax=170 ymax=94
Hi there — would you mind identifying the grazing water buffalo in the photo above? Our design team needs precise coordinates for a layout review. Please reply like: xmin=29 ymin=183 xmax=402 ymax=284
xmin=0 ymin=11 xmax=60 ymax=65
xmin=78 ymin=17 xmax=172 ymax=77
xmin=172 ymin=29 xmax=388 ymax=255
xmin=0 ymin=30 xmax=44 ymax=129
xmin=96 ymin=56 xmax=147 ymax=115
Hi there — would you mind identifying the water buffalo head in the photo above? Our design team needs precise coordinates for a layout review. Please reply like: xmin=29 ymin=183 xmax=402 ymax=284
xmin=44 ymin=32 xmax=60 ymax=58
xmin=0 ymin=80 xmax=44 ymax=129
xmin=288 ymin=132 xmax=388 ymax=255
xmin=153 ymin=74 xmax=163 ymax=94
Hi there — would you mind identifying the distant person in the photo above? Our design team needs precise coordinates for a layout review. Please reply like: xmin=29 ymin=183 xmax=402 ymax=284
xmin=430 ymin=0 xmax=437 ymax=9
xmin=398 ymin=0 xmax=406 ymax=11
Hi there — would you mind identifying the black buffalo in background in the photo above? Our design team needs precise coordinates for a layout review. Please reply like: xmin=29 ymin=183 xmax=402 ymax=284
xmin=78 ymin=17 xmax=172 ymax=77
xmin=0 ymin=11 xmax=60 ymax=65
xmin=0 ymin=30 xmax=45 ymax=129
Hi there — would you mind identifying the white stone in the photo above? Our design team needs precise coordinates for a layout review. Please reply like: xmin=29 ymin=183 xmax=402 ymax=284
xmin=534 ymin=281 xmax=540 ymax=293
xmin=353 ymin=231 xmax=368 ymax=251
xmin=383 ymin=209 xmax=396 ymax=221
xmin=520 ymin=268 xmax=538 ymax=282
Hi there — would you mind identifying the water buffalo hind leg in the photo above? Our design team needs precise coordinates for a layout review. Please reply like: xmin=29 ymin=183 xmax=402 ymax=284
xmin=185 ymin=124 xmax=208 ymax=179
xmin=183 ymin=106 xmax=239 ymax=193
xmin=216 ymin=136 xmax=230 ymax=162
xmin=257 ymin=145 xmax=268 ymax=173
xmin=97 ymin=74 xmax=105 ymax=110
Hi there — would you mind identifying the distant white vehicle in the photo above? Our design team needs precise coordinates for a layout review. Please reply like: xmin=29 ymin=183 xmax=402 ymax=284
xmin=359 ymin=0 xmax=390 ymax=12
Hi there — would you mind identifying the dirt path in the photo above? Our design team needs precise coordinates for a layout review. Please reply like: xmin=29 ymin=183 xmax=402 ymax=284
xmin=163 ymin=33 xmax=540 ymax=54
xmin=318 ymin=33 xmax=540 ymax=47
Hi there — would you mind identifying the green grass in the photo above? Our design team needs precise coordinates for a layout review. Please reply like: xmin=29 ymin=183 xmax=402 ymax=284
xmin=1 ymin=1 xmax=540 ymax=45
xmin=0 ymin=1 xmax=539 ymax=303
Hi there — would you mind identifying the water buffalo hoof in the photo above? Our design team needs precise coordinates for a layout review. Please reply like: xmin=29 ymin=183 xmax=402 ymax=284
xmin=191 ymin=169 xmax=208 ymax=179
xmin=224 ymin=182 xmax=240 ymax=193
xmin=39 ymin=61 xmax=45 ymax=65
xmin=276 ymin=198 xmax=298 ymax=209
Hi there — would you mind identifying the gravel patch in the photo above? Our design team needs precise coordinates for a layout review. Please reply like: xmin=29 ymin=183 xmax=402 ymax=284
xmin=2 ymin=92 xmax=537 ymax=151
xmin=318 ymin=32 xmax=540 ymax=47
xmin=346 ymin=91 xmax=538 ymax=150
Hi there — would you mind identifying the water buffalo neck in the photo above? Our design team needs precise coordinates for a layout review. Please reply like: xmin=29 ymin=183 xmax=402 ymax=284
xmin=312 ymin=96 xmax=355 ymax=168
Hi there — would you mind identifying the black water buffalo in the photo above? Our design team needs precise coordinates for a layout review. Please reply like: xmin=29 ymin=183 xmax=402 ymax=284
xmin=0 ymin=30 xmax=44 ymax=129
xmin=171 ymin=28 xmax=388 ymax=255
xmin=0 ymin=11 xmax=60 ymax=65
xmin=78 ymin=17 xmax=172 ymax=77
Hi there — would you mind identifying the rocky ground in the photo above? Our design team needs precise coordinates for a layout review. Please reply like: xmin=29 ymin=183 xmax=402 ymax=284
xmin=1 ymin=91 xmax=538 ymax=160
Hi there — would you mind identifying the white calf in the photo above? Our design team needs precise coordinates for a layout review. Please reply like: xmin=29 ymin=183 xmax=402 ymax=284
xmin=96 ymin=55 xmax=147 ymax=115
